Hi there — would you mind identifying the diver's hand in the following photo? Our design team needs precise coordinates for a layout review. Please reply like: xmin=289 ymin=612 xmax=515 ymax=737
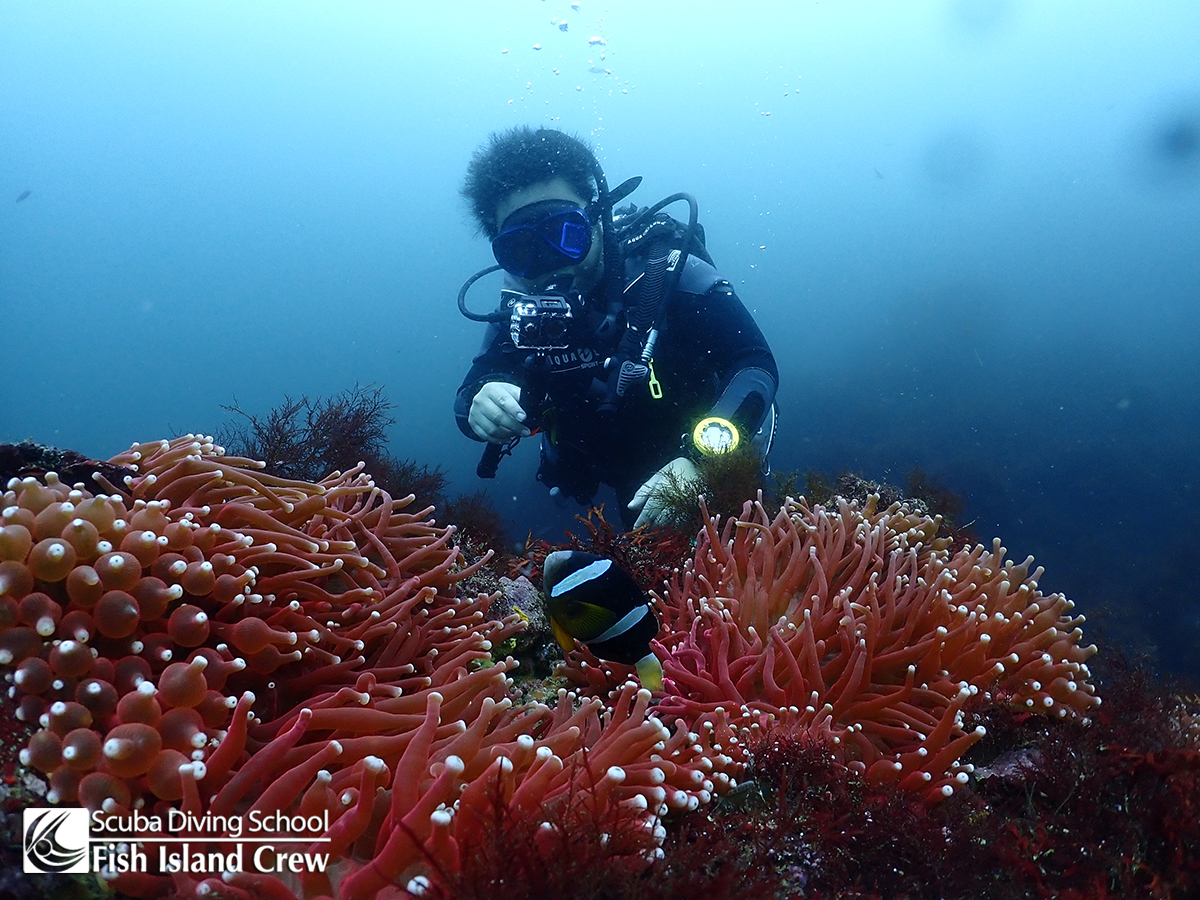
xmin=468 ymin=381 xmax=532 ymax=443
xmin=628 ymin=456 xmax=699 ymax=529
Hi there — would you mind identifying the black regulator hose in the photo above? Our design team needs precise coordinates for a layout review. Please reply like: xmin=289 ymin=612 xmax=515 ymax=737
xmin=458 ymin=265 xmax=508 ymax=323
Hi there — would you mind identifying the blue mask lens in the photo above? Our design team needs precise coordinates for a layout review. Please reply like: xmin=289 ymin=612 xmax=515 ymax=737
xmin=492 ymin=201 xmax=593 ymax=279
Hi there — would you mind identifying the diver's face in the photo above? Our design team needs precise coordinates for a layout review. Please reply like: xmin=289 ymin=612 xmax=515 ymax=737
xmin=495 ymin=177 xmax=604 ymax=293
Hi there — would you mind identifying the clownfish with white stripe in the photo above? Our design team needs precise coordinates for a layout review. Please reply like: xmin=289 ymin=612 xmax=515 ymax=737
xmin=541 ymin=550 xmax=664 ymax=690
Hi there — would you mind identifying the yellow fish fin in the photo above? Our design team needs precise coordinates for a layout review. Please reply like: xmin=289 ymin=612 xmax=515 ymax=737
xmin=555 ymin=601 xmax=619 ymax=641
xmin=635 ymin=653 xmax=664 ymax=691
xmin=550 ymin=616 xmax=577 ymax=654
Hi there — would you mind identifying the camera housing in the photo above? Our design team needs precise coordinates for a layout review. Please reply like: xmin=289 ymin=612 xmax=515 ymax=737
xmin=503 ymin=289 xmax=575 ymax=350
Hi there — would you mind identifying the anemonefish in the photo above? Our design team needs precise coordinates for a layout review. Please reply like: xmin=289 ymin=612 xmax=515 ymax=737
xmin=541 ymin=550 xmax=664 ymax=690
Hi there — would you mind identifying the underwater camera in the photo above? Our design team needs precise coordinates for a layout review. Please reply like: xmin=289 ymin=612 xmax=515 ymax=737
xmin=502 ymin=289 xmax=575 ymax=350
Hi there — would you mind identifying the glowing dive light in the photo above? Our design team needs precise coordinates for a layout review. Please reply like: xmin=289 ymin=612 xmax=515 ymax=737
xmin=691 ymin=416 xmax=740 ymax=455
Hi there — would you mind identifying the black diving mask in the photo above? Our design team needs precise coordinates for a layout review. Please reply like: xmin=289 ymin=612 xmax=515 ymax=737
xmin=492 ymin=199 xmax=593 ymax=279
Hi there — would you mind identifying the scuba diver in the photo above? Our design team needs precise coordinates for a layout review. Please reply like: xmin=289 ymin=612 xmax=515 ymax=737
xmin=454 ymin=126 xmax=778 ymax=529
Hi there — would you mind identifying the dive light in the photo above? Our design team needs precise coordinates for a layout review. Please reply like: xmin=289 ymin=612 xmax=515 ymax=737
xmin=691 ymin=416 xmax=740 ymax=456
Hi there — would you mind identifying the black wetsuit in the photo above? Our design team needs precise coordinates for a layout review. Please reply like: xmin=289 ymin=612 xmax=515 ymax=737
xmin=455 ymin=215 xmax=778 ymax=527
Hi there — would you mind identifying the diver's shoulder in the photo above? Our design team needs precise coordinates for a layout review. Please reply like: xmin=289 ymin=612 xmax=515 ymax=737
xmin=677 ymin=254 xmax=723 ymax=295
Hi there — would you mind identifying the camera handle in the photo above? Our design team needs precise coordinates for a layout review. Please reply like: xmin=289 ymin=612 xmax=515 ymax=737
xmin=477 ymin=435 xmax=519 ymax=479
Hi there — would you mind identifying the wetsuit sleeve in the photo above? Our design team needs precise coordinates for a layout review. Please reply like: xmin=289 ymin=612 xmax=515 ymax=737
xmin=704 ymin=281 xmax=778 ymax=435
xmin=675 ymin=259 xmax=779 ymax=440
xmin=454 ymin=323 xmax=521 ymax=442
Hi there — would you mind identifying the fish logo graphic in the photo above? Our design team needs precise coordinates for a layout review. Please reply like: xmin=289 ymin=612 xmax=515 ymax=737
xmin=23 ymin=808 xmax=90 ymax=873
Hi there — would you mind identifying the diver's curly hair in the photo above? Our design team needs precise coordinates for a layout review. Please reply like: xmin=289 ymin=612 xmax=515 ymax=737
xmin=462 ymin=126 xmax=600 ymax=239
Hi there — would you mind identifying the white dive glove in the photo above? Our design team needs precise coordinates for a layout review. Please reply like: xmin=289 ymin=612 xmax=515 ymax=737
xmin=628 ymin=456 xmax=699 ymax=528
xmin=468 ymin=381 xmax=532 ymax=443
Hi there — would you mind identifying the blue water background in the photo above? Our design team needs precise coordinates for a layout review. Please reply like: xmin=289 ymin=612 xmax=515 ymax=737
xmin=2 ymin=1 xmax=1198 ymax=678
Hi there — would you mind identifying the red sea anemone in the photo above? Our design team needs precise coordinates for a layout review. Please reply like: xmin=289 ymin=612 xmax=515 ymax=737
xmin=1 ymin=436 xmax=728 ymax=899
xmin=561 ymin=494 xmax=1101 ymax=802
